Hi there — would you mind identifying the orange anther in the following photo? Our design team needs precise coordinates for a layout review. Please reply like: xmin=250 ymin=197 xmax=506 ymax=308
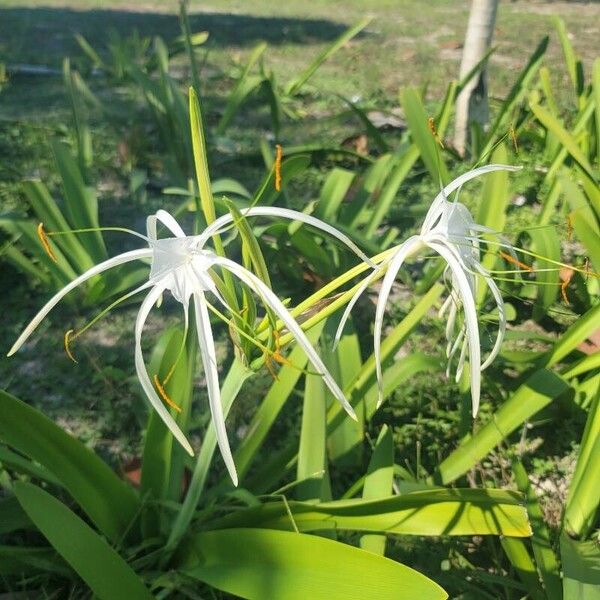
xmin=274 ymin=144 xmax=283 ymax=192
xmin=500 ymin=251 xmax=533 ymax=272
xmin=561 ymin=271 xmax=573 ymax=305
xmin=63 ymin=329 xmax=78 ymax=363
xmin=37 ymin=223 xmax=57 ymax=263
xmin=566 ymin=215 xmax=573 ymax=241
xmin=428 ymin=117 xmax=444 ymax=148
xmin=153 ymin=374 xmax=182 ymax=413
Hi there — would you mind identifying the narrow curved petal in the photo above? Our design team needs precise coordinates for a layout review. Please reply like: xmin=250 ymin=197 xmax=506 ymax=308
xmin=216 ymin=256 xmax=357 ymax=420
xmin=198 ymin=206 xmax=376 ymax=268
xmin=473 ymin=262 xmax=506 ymax=370
xmin=135 ymin=285 xmax=194 ymax=456
xmin=455 ymin=335 xmax=468 ymax=382
xmin=373 ymin=236 xmax=422 ymax=408
xmin=427 ymin=241 xmax=481 ymax=417
xmin=147 ymin=209 xmax=186 ymax=240
xmin=446 ymin=327 xmax=465 ymax=378
xmin=421 ymin=165 xmax=521 ymax=234
xmin=333 ymin=261 xmax=389 ymax=349
xmin=444 ymin=297 xmax=459 ymax=357
xmin=193 ymin=290 xmax=238 ymax=486
xmin=8 ymin=248 xmax=152 ymax=356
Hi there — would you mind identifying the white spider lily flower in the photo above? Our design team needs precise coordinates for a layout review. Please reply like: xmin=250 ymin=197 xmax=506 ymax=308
xmin=335 ymin=164 xmax=521 ymax=417
xmin=8 ymin=207 xmax=373 ymax=485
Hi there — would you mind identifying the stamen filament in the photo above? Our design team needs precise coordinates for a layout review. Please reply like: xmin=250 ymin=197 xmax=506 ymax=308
xmin=153 ymin=374 xmax=182 ymax=413
xmin=47 ymin=226 xmax=149 ymax=243
xmin=37 ymin=223 xmax=58 ymax=263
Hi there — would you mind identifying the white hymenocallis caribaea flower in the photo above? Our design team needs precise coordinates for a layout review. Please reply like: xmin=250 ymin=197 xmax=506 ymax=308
xmin=335 ymin=164 xmax=521 ymax=416
xmin=8 ymin=207 xmax=375 ymax=485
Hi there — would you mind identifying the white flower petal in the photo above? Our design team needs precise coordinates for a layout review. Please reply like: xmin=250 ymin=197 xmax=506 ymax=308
xmin=134 ymin=285 xmax=194 ymax=456
xmin=333 ymin=262 xmax=388 ymax=349
xmin=193 ymin=290 xmax=239 ymax=486
xmin=8 ymin=248 xmax=152 ymax=356
xmin=421 ymin=165 xmax=521 ymax=234
xmin=455 ymin=335 xmax=468 ymax=382
xmin=216 ymin=256 xmax=357 ymax=420
xmin=373 ymin=236 xmax=422 ymax=408
xmin=473 ymin=262 xmax=507 ymax=370
xmin=198 ymin=206 xmax=376 ymax=267
xmin=146 ymin=209 xmax=186 ymax=241
xmin=427 ymin=240 xmax=481 ymax=417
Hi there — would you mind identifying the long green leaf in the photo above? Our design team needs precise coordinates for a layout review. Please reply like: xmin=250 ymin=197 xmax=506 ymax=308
xmin=297 ymin=372 xmax=329 ymax=501
xmin=501 ymin=537 xmax=546 ymax=600
xmin=0 ymin=390 xmax=139 ymax=542
xmin=530 ymin=102 xmax=597 ymax=184
xmin=479 ymin=36 xmax=548 ymax=160
xmin=166 ymin=359 xmax=253 ymax=551
xmin=564 ymin=393 xmax=600 ymax=538
xmin=561 ymin=533 xmax=600 ymax=600
xmin=52 ymin=141 xmax=106 ymax=261
xmin=211 ymin=488 xmax=531 ymax=537
xmin=544 ymin=303 xmax=600 ymax=368
xmin=360 ymin=425 xmax=393 ymax=555
xmin=14 ymin=482 xmax=153 ymax=600
xmin=217 ymin=42 xmax=267 ymax=133
xmin=178 ymin=527 xmax=447 ymax=599
xmin=513 ymin=459 xmax=562 ymax=600
xmin=400 ymin=88 xmax=449 ymax=184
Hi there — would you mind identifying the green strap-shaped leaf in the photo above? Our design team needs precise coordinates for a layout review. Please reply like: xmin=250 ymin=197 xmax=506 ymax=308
xmin=545 ymin=303 xmax=600 ymax=368
xmin=52 ymin=141 xmax=107 ymax=262
xmin=530 ymin=102 xmax=597 ymax=185
xmin=167 ymin=359 xmax=254 ymax=551
xmin=360 ymin=425 xmax=393 ymax=555
xmin=561 ymin=533 xmax=600 ymax=600
xmin=217 ymin=42 xmax=267 ymax=134
xmin=433 ymin=369 xmax=571 ymax=485
xmin=501 ymin=537 xmax=546 ymax=600
xmin=564 ymin=393 xmax=600 ymax=538
xmin=177 ymin=527 xmax=447 ymax=599
xmin=297 ymin=372 xmax=330 ymax=502
xmin=211 ymin=488 xmax=530 ymax=538
xmin=0 ymin=390 xmax=139 ymax=542
xmin=400 ymin=88 xmax=449 ymax=184
xmin=13 ymin=482 xmax=153 ymax=600
xmin=512 ymin=459 xmax=562 ymax=600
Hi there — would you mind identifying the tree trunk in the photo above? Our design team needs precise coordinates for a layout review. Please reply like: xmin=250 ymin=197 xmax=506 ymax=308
xmin=453 ymin=0 xmax=499 ymax=157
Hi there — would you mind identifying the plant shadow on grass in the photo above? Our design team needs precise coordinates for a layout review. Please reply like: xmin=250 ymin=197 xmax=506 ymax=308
xmin=0 ymin=7 xmax=360 ymax=66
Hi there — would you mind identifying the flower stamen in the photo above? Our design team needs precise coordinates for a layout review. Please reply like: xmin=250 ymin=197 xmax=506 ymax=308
xmin=561 ymin=270 xmax=573 ymax=305
xmin=37 ymin=223 xmax=58 ymax=263
xmin=499 ymin=250 xmax=533 ymax=272
xmin=428 ymin=117 xmax=444 ymax=148
xmin=63 ymin=329 xmax=78 ymax=363
xmin=153 ymin=374 xmax=182 ymax=413
xmin=274 ymin=144 xmax=283 ymax=192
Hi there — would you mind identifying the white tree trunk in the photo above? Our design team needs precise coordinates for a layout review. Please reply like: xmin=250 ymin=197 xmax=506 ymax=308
xmin=453 ymin=0 xmax=499 ymax=156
